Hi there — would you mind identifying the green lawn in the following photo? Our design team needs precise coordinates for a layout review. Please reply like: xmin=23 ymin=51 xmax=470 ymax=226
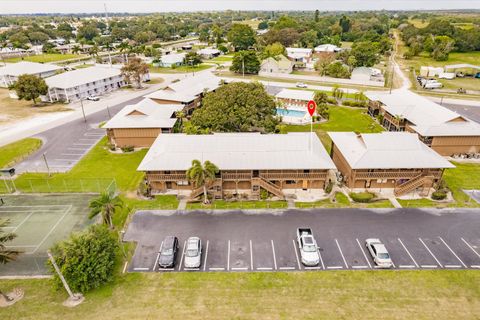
xmin=285 ymin=106 xmax=384 ymax=151
xmin=207 ymin=55 xmax=233 ymax=62
xmin=10 ymin=137 xmax=147 ymax=193
xmin=403 ymin=51 xmax=480 ymax=71
xmin=186 ymin=200 xmax=287 ymax=210
xmin=149 ymin=63 xmax=213 ymax=74
xmin=437 ymin=77 xmax=480 ymax=92
xmin=5 ymin=53 xmax=84 ymax=63
xmin=0 ymin=138 xmax=42 ymax=169
xmin=296 ymin=192 xmax=393 ymax=208
xmin=114 ymin=195 xmax=179 ymax=227
xmin=1 ymin=270 xmax=479 ymax=320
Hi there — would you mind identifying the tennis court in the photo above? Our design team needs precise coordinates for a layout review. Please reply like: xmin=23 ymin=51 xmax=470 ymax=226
xmin=0 ymin=194 xmax=95 ymax=276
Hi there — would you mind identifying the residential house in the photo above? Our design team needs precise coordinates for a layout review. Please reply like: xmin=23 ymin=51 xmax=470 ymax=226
xmin=197 ymin=48 xmax=221 ymax=59
xmin=367 ymin=91 xmax=480 ymax=156
xmin=286 ymin=47 xmax=313 ymax=68
xmin=104 ymin=98 xmax=183 ymax=148
xmin=275 ymin=88 xmax=314 ymax=108
xmin=44 ymin=65 xmax=126 ymax=102
xmin=158 ymin=53 xmax=186 ymax=67
xmin=0 ymin=61 xmax=63 ymax=88
xmin=329 ymin=132 xmax=454 ymax=196
xmin=259 ymin=55 xmax=294 ymax=75
xmin=314 ymin=44 xmax=342 ymax=53
xmin=145 ymin=72 xmax=222 ymax=114
xmin=138 ymin=132 xmax=336 ymax=200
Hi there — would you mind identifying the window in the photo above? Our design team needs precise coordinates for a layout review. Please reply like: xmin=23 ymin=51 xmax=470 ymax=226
xmin=177 ymin=181 xmax=189 ymax=186
xmin=286 ymin=180 xmax=296 ymax=185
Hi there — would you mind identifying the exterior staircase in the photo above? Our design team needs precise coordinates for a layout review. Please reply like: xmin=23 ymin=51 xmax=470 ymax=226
xmin=189 ymin=178 xmax=222 ymax=200
xmin=252 ymin=177 xmax=285 ymax=199
xmin=394 ymin=175 xmax=434 ymax=197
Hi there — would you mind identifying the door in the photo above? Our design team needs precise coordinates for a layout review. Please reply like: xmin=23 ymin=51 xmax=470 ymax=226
xmin=302 ymin=180 xmax=308 ymax=190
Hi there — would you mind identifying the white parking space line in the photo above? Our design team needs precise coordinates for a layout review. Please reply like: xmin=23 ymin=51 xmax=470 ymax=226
xmin=271 ymin=240 xmax=277 ymax=270
xmin=133 ymin=267 xmax=150 ymax=271
xmin=231 ymin=267 xmax=248 ymax=271
xmin=152 ymin=242 xmax=163 ymax=272
xmin=444 ymin=265 xmax=462 ymax=268
xmin=249 ymin=240 xmax=253 ymax=271
xmin=352 ymin=266 xmax=368 ymax=269
xmin=304 ymin=266 xmax=321 ymax=270
xmin=461 ymin=238 xmax=480 ymax=260
xmin=209 ymin=267 xmax=225 ymax=271
xmin=79 ymin=138 xmax=99 ymax=141
xmin=471 ymin=265 xmax=480 ymax=269
xmin=32 ymin=205 xmax=72 ymax=254
xmin=317 ymin=248 xmax=325 ymax=270
xmin=256 ymin=267 xmax=273 ymax=271
xmin=398 ymin=238 xmax=419 ymax=268
xmin=293 ymin=239 xmax=302 ymax=270
xmin=178 ymin=240 xmax=186 ymax=271
xmin=421 ymin=265 xmax=438 ymax=268
xmin=418 ymin=238 xmax=443 ymax=268
xmin=279 ymin=267 xmax=295 ymax=270
xmin=438 ymin=237 xmax=467 ymax=268
xmin=184 ymin=268 xmax=200 ymax=271
xmin=203 ymin=240 xmax=209 ymax=272
xmin=158 ymin=268 xmax=175 ymax=271
xmin=399 ymin=265 xmax=416 ymax=268
xmin=335 ymin=239 xmax=349 ymax=269
xmin=326 ymin=266 xmax=343 ymax=269
xmin=227 ymin=240 xmax=231 ymax=271
xmin=356 ymin=238 xmax=372 ymax=269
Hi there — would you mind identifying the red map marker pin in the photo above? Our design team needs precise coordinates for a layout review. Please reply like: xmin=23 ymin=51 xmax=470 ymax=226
xmin=307 ymin=100 xmax=316 ymax=117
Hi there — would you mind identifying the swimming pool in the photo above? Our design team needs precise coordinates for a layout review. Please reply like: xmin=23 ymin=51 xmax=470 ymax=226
xmin=276 ymin=108 xmax=307 ymax=118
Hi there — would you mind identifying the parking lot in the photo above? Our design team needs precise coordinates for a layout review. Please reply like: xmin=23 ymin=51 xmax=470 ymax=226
xmin=124 ymin=208 xmax=480 ymax=273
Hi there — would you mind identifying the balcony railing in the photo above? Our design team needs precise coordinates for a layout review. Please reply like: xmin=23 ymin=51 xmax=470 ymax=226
xmin=221 ymin=173 xmax=252 ymax=180
xmin=260 ymin=172 xmax=327 ymax=180
xmin=147 ymin=173 xmax=187 ymax=181
xmin=355 ymin=170 xmax=442 ymax=180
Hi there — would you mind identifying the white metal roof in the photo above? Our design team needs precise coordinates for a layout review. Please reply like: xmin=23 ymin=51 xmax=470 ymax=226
xmin=160 ymin=53 xmax=186 ymax=64
xmin=329 ymin=132 xmax=454 ymax=169
xmin=0 ymin=61 xmax=63 ymax=77
xmin=314 ymin=44 xmax=342 ymax=52
xmin=45 ymin=65 xmax=122 ymax=89
xmin=286 ymin=47 xmax=312 ymax=55
xmin=444 ymin=64 xmax=480 ymax=70
xmin=138 ymin=132 xmax=336 ymax=171
xmin=366 ymin=90 xmax=480 ymax=136
xmin=275 ymin=88 xmax=314 ymax=101
xmin=197 ymin=48 xmax=221 ymax=55
xmin=167 ymin=72 xmax=221 ymax=96
xmin=103 ymin=98 xmax=183 ymax=129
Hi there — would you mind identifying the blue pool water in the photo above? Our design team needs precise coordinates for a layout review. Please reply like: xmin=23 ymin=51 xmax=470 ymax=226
xmin=276 ymin=108 xmax=307 ymax=118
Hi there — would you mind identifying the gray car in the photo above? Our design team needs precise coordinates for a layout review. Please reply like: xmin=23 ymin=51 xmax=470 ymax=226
xmin=158 ymin=236 xmax=178 ymax=269
xmin=184 ymin=237 xmax=202 ymax=269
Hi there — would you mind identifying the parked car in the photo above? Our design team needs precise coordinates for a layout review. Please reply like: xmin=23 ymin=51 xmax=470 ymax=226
xmin=475 ymin=72 xmax=480 ymax=79
xmin=158 ymin=236 xmax=178 ymax=269
xmin=365 ymin=238 xmax=393 ymax=268
xmin=86 ymin=95 xmax=100 ymax=101
xmin=296 ymin=228 xmax=320 ymax=266
xmin=296 ymin=82 xmax=308 ymax=88
xmin=184 ymin=237 xmax=202 ymax=268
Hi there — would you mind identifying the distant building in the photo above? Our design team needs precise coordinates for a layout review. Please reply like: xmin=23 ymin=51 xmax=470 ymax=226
xmin=367 ymin=91 xmax=480 ymax=156
xmin=138 ymin=132 xmax=336 ymax=200
xmin=197 ymin=48 xmax=221 ymax=59
xmin=286 ymin=47 xmax=313 ymax=68
xmin=275 ymin=88 xmax=314 ymax=108
xmin=329 ymin=131 xmax=454 ymax=196
xmin=104 ymin=98 xmax=183 ymax=148
xmin=351 ymin=67 xmax=384 ymax=83
xmin=0 ymin=61 xmax=63 ymax=88
xmin=259 ymin=55 xmax=294 ymax=75
xmin=145 ymin=72 xmax=222 ymax=114
xmin=44 ymin=65 xmax=126 ymax=102
xmin=314 ymin=44 xmax=342 ymax=53
xmin=158 ymin=53 xmax=186 ymax=67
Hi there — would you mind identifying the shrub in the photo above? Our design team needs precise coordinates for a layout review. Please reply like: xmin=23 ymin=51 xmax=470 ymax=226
xmin=121 ymin=145 xmax=134 ymax=153
xmin=342 ymin=100 xmax=367 ymax=108
xmin=260 ymin=189 xmax=269 ymax=200
xmin=324 ymin=180 xmax=333 ymax=194
xmin=431 ymin=191 xmax=447 ymax=200
xmin=48 ymin=225 xmax=118 ymax=293
xmin=326 ymin=97 xmax=337 ymax=105
xmin=349 ymin=192 xmax=375 ymax=203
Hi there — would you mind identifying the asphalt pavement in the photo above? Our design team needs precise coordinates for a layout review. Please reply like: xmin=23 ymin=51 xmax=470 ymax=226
xmin=442 ymin=103 xmax=480 ymax=124
xmin=124 ymin=208 xmax=480 ymax=273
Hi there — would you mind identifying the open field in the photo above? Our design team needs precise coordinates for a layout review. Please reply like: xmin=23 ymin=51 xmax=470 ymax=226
xmin=401 ymin=51 xmax=480 ymax=71
xmin=285 ymin=106 xmax=384 ymax=151
xmin=149 ymin=63 xmax=213 ymax=74
xmin=1 ymin=271 xmax=479 ymax=320
xmin=0 ymin=138 xmax=42 ymax=168
xmin=4 ymin=53 xmax=84 ymax=63
xmin=0 ymin=88 xmax=71 ymax=124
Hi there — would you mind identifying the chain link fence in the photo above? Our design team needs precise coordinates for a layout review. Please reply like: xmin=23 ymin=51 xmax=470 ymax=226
xmin=0 ymin=177 xmax=116 ymax=194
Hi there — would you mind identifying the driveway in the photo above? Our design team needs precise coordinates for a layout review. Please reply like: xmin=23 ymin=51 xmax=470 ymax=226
xmin=124 ymin=208 xmax=480 ymax=272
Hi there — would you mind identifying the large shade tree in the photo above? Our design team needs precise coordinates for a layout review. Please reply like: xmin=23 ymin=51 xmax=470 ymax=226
xmin=227 ymin=24 xmax=256 ymax=51
xmin=190 ymin=82 xmax=279 ymax=133
xmin=12 ymin=74 xmax=48 ymax=105
xmin=186 ymin=160 xmax=219 ymax=204
xmin=230 ymin=51 xmax=260 ymax=75
xmin=121 ymin=57 xmax=149 ymax=89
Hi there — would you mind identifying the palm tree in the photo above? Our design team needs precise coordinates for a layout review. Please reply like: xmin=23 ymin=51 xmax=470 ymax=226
xmin=88 ymin=192 xmax=124 ymax=229
xmin=0 ymin=219 xmax=21 ymax=302
xmin=117 ymin=41 xmax=130 ymax=63
xmin=71 ymin=45 xmax=81 ymax=55
xmin=186 ymin=160 xmax=219 ymax=204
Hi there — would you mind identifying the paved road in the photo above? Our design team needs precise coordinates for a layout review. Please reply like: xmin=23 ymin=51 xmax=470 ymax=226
xmin=15 ymin=95 xmax=144 ymax=173
xmin=124 ymin=208 xmax=480 ymax=273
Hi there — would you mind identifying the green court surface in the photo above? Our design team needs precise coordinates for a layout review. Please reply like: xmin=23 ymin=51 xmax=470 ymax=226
xmin=0 ymin=194 xmax=95 ymax=276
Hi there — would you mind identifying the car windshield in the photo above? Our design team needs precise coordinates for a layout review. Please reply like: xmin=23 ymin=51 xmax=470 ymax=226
xmin=186 ymin=249 xmax=198 ymax=257
xmin=303 ymin=244 xmax=317 ymax=252
xmin=378 ymin=253 xmax=390 ymax=259
xmin=162 ymin=248 xmax=173 ymax=256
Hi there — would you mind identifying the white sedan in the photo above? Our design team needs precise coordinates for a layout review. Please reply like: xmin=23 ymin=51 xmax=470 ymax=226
xmin=295 ymin=82 xmax=308 ymax=88
xmin=365 ymin=238 xmax=393 ymax=268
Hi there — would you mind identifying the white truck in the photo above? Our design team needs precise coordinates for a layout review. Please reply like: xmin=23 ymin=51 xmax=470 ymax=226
xmin=296 ymin=228 xmax=320 ymax=266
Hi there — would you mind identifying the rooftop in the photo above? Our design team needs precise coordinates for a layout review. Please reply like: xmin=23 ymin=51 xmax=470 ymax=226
xmin=275 ymin=88 xmax=314 ymax=101
xmin=160 ymin=53 xmax=186 ymax=64
xmin=0 ymin=61 xmax=63 ymax=77
xmin=138 ymin=132 xmax=336 ymax=171
xmin=329 ymin=131 xmax=454 ymax=170
xmin=103 ymin=98 xmax=183 ymax=129
xmin=314 ymin=44 xmax=342 ymax=52
xmin=45 ymin=65 xmax=122 ymax=89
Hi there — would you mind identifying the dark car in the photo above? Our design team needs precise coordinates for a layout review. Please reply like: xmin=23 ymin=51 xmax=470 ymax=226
xmin=158 ymin=236 xmax=178 ymax=269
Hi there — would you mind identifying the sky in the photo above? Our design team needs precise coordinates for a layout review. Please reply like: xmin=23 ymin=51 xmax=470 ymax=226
xmin=0 ymin=0 xmax=480 ymax=14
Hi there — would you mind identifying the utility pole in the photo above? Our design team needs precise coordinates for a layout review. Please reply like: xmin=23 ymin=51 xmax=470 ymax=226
xmin=104 ymin=3 xmax=112 ymax=66
xmin=242 ymin=55 xmax=245 ymax=78
xmin=389 ymin=64 xmax=394 ymax=94
xmin=43 ymin=153 xmax=50 ymax=177
xmin=47 ymin=251 xmax=84 ymax=306
xmin=80 ymin=98 xmax=87 ymax=123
